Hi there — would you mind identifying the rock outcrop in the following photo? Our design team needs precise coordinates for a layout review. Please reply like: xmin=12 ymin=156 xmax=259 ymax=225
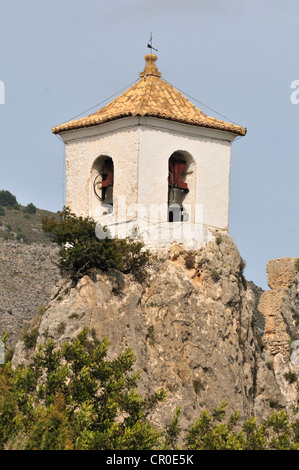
xmin=259 ymin=258 xmax=297 ymax=361
xmin=281 ymin=272 xmax=299 ymax=342
xmin=258 ymin=259 xmax=299 ymax=414
xmin=12 ymin=234 xmax=299 ymax=432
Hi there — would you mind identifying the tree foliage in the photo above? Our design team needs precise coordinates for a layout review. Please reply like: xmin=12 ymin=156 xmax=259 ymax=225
xmin=23 ymin=203 xmax=37 ymax=214
xmin=0 ymin=190 xmax=19 ymax=209
xmin=41 ymin=208 xmax=150 ymax=281
xmin=185 ymin=402 xmax=299 ymax=450
xmin=1 ymin=329 xmax=299 ymax=450
xmin=0 ymin=328 xmax=165 ymax=450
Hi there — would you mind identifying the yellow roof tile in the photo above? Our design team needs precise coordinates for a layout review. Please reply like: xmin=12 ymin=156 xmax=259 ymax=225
xmin=52 ymin=54 xmax=246 ymax=137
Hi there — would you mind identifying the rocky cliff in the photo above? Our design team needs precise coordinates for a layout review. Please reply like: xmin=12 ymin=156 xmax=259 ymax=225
xmin=258 ymin=259 xmax=299 ymax=413
xmin=12 ymin=233 xmax=299 ymax=433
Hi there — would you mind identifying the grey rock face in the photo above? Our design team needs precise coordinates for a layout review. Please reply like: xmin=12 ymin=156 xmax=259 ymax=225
xmin=258 ymin=260 xmax=299 ymax=414
xmin=281 ymin=273 xmax=299 ymax=341
xmin=0 ymin=240 xmax=60 ymax=346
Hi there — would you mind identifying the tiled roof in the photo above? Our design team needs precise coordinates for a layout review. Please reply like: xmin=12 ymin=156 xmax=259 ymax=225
xmin=52 ymin=54 xmax=246 ymax=137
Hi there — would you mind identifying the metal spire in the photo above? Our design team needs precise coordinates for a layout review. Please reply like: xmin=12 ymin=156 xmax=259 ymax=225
xmin=147 ymin=32 xmax=158 ymax=53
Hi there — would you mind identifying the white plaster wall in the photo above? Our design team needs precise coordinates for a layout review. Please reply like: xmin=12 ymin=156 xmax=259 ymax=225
xmin=63 ymin=122 xmax=139 ymax=222
xmin=137 ymin=118 xmax=232 ymax=231
xmin=61 ymin=116 xmax=236 ymax=248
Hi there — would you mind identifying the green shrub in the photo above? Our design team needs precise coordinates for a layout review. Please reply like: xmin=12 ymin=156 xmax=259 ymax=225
xmin=56 ymin=322 xmax=66 ymax=336
xmin=22 ymin=327 xmax=39 ymax=350
xmin=147 ymin=325 xmax=155 ymax=345
xmin=211 ymin=270 xmax=221 ymax=282
xmin=2 ymin=232 xmax=13 ymax=241
xmin=42 ymin=208 xmax=151 ymax=282
xmin=68 ymin=312 xmax=83 ymax=320
xmin=0 ymin=190 xmax=19 ymax=209
xmin=193 ymin=378 xmax=205 ymax=395
xmin=185 ymin=402 xmax=299 ymax=450
xmin=240 ymin=258 xmax=246 ymax=274
xmin=185 ymin=255 xmax=195 ymax=269
xmin=0 ymin=206 xmax=5 ymax=216
xmin=23 ymin=203 xmax=37 ymax=214
xmin=16 ymin=233 xmax=28 ymax=243
xmin=295 ymin=259 xmax=299 ymax=272
xmin=0 ymin=328 xmax=165 ymax=450
xmin=216 ymin=236 xmax=222 ymax=245
xmin=112 ymin=284 xmax=123 ymax=296
xmin=284 ymin=372 xmax=297 ymax=384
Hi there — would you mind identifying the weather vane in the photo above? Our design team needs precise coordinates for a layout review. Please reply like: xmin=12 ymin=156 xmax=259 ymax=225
xmin=147 ymin=33 xmax=158 ymax=53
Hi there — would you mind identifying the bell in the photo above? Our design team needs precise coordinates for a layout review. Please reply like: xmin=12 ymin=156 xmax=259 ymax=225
xmin=168 ymin=187 xmax=185 ymax=207
xmin=102 ymin=186 xmax=113 ymax=206
xmin=168 ymin=187 xmax=186 ymax=222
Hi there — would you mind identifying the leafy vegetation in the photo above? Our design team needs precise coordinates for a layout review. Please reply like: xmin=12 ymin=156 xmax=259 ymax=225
xmin=0 ymin=190 xmax=19 ymax=209
xmin=184 ymin=402 xmax=299 ymax=450
xmin=23 ymin=203 xmax=37 ymax=215
xmin=41 ymin=208 xmax=151 ymax=281
xmin=0 ymin=328 xmax=165 ymax=450
xmin=1 ymin=329 xmax=299 ymax=450
xmin=211 ymin=269 xmax=221 ymax=282
xmin=22 ymin=327 xmax=39 ymax=350
xmin=215 ymin=236 xmax=222 ymax=245
xmin=184 ymin=254 xmax=195 ymax=270
xmin=284 ymin=371 xmax=297 ymax=384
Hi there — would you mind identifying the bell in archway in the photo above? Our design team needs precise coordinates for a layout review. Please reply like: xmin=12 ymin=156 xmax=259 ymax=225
xmin=168 ymin=187 xmax=187 ymax=223
xmin=168 ymin=187 xmax=185 ymax=207
xmin=102 ymin=186 xmax=113 ymax=206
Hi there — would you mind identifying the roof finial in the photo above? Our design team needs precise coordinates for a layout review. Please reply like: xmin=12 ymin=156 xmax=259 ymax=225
xmin=140 ymin=38 xmax=161 ymax=79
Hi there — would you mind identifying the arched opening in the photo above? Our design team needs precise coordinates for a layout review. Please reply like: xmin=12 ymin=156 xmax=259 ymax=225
xmin=168 ymin=151 xmax=195 ymax=223
xmin=91 ymin=155 xmax=114 ymax=218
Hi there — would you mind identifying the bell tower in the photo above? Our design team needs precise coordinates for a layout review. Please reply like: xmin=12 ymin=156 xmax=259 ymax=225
xmin=52 ymin=54 xmax=246 ymax=249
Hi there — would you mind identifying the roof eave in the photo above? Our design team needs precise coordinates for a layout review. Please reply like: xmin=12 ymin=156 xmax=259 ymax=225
xmin=52 ymin=113 xmax=246 ymax=137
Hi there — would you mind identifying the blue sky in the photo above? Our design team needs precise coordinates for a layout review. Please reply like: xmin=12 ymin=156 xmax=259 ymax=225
xmin=0 ymin=0 xmax=299 ymax=289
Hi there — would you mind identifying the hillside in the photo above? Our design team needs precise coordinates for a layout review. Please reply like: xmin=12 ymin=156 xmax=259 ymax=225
xmin=0 ymin=204 xmax=58 ymax=245
xmin=0 ymin=191 xmax=60 ymax=346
